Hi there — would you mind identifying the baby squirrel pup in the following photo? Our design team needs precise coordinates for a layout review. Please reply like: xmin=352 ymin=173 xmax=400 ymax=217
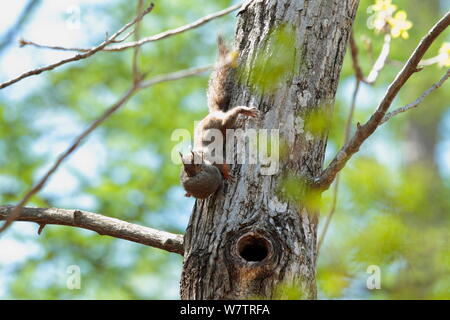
xmin=180 ymin=36 xmax=259 ymax=199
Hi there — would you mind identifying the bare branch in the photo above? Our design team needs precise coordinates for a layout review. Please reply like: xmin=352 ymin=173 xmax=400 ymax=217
xmin=349 ymin=32 xmax=391 ymax=85
xmin=345 ymin=80 xmax=361 ymax=142
xmin=106 ymin=3 xmax=242 ymax=52
xmin=0 ymin=2 xmax=155 ymax=90
xmin=317 ymin=38 xmax=448 ymax=254
xmin=316 ymin=78 xmax=360 ymax=255
xmin=315 ymin=11 xmax=450 ymax=191
xmin=349 ymin=31 xmax=365 ymax=82
xmin=139 ymin=65 xmax=212 ymax=89
xmin=0 ymin=206 xmax=184 ymax=255
xmin=381 ymin=68 xmax=450 ymax=124
xmin=18 ymin=39 xmax=90 ymax=52
xmin=138 ymin=48 xmax=240 ymax=89
xmin=316 ymin=175 xmax=340 ymax=254
xmin=420 ymin=53 xmax=448 ymax=67
xmin=365 ymin=34 xmax=391 ymax=84
xmin=0 ymin=85 xmax=139 ymax=233
xmin=0 ymin=64 xmax=215 ymax=233
xmin=20 ymin=3 xmax=242 ymax=53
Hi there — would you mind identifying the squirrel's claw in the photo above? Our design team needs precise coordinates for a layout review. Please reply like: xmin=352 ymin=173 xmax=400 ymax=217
xmin=224 ymin=173 xmax=236 ymax=183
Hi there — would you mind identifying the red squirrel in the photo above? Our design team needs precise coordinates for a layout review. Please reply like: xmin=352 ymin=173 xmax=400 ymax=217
xmin=180 ymin=36 xmax=258 ymax=199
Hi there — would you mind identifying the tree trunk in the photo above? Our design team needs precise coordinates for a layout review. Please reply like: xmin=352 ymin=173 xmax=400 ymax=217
xmin=181 ymin=0 xmax=359 ymax=300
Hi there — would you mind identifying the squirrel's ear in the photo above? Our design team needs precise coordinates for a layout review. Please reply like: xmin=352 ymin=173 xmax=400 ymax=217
xmin=179 ymin=152 xmax=184 ymax=163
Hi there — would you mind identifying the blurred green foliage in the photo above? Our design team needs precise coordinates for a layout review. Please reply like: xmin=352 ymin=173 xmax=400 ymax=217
xmin=0 ymin=0 xmax=449 ymax=299
xmin=317 ymin=0 xmax=450 ymax=300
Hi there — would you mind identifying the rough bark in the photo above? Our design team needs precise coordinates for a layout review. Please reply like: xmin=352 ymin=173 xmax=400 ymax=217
xmin=181 ymin=0 xmax=359 ymax=299
xmin=0 ymin=206 xmax=184 ymax=255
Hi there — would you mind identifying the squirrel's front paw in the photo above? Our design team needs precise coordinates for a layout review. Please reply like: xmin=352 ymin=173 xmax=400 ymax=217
xmin=226 ymin=174 xmax=236 ymax=183
xmin=224 ymin=173 xmax=236 ymax=183
xmin=241 ymin=107 xmax=259 ymax=118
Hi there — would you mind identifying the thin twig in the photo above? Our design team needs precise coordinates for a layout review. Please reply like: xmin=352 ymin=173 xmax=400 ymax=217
xmin=18 ymin=40 xmax=88 ymax=52
xmin=366 ymin=34 xmax=391 ymax=84
xmin=138 ymin=48 xmax=239 ymax=89
xmin=316 ymin=175 xmax=340 ymax=254
xmin=0 ymin=2 xmax=155 ymax=90
xmin=345 ymin=79 xmax=360 ymax=141
xmin=0 ymin=84 xmax=139 ymax=233
xmin=317 ymin=31 xmax=366 ymax=253
xmin=318 ymin=29 xmax=392 ymax=252
xmin=315 ymin=12 xmax=450 ymax=191
xmin=381 ymin=68 xmax=450 ymax=124
xmin=20 ymin=3 xmax=242 ymax=53
xmin=139 ymin=65 xmax=212 ymax=89
xmin=419 ymin=53 xmax=448 ymax=67
xmin=0 ymin=206 xmax=184 ymax=255
xmin=349 ymin=32 xmax=391 ymax=85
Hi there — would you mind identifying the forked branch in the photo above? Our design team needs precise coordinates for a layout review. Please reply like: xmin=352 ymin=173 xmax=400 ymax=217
xmin=19 ymin=3 xmax=242 ymax=53
xmin=0 ymin=206 xmax=184 ymax=255
xmin=381 ymin=68 xmax=450 ymax=124
xmin=315 ymin=11 xmax=450 ymax=190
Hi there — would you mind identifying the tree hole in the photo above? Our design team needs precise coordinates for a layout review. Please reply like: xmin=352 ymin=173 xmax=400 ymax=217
xmin=237 ymin=234 xmax=271 ymax=262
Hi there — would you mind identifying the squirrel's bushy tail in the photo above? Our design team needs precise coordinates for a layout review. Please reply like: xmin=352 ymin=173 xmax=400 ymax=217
xmin=207 ymin=36 xmax=238 ymax=112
